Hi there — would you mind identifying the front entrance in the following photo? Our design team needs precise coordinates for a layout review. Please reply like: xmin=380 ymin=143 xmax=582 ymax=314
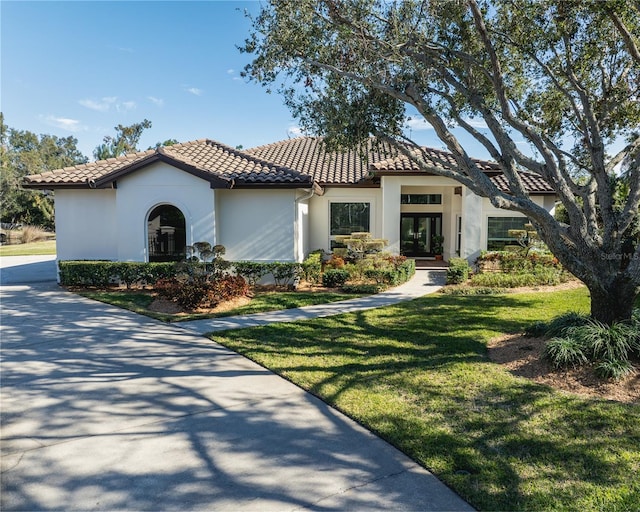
xmin=400 ymin=213 xmax=442 ymax=257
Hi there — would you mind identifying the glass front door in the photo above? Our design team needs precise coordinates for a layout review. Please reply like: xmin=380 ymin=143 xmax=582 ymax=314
xmin=400 ymin=213 xmax=442 ymax=257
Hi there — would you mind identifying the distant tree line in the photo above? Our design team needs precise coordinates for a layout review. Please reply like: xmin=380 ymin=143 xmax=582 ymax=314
xmin=0 ymin=114 xmax=174 ymax=230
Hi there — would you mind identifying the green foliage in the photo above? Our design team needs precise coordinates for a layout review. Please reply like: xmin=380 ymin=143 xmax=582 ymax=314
xmin=156 ymin=275 xmax=249 ymax=310
xmin=58 ymin=261 xmax=174 ymax=287
xmin=440 ymin=286 xmax=505 ymax=296
xmin=1 ymin=113 xmax=87 ymax=229
xmin=525 ymin=311 xmax=591 ymax=338
xmin=241 ymin=0 xmax=640 ymax=324
xmin=470 ymin=269 xmax=568 ymax=288
xmin=539 ymin=312 xmax=640 ymax=380
xmin=301 ymin=250 xmax=323 ymax=284
xmin=267 ymin=262 xmax=302 ymax=288
xmin=233 ymin=261 xmax=271 ymax=286
xmin=212 ymin=288 xmax=639 ymax=511
xmin=341 ymin=283 xmax=385 ymax=294
xmin=322 ymin=268 xmax=350 ymax=288
xmin=543 ymin=336 xmax=589 ymax=368
xmin=93 ymin=119 xmax=152 ymax=160
xmin=446 ymin=258 xmax=469 ymax=284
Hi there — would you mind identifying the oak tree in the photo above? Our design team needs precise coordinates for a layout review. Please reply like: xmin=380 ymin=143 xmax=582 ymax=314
xmin=241 ymin=0 xmax=640 ymax=324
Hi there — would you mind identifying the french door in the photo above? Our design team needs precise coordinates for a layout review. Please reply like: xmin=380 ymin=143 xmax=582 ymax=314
xmin=400 ymin=213 xmax=442 ymax=257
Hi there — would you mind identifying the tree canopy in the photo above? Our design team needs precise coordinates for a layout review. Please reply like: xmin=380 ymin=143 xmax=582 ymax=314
xmin=242 ymin=0 xmax=640 ymax=323
xmin=93 ymin=119 xmax=153 ymax=160
xmin=1 ymin=113 xmax=88 ymax=229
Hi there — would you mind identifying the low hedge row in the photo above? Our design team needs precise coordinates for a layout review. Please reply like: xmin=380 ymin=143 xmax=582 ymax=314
xmin=58 ymin=260 xmax=304 ymax=289
xmin=58 ymin=261 xmax=175 ymax=288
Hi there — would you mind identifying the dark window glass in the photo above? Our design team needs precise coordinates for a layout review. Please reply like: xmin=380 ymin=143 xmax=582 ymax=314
xmin=401 ymin=194 xmax=442 ymax=204
xmin=330 ymin=203 xmax=370 ymax=235
xmin=147 ymin=204 xmax=186 ymax=262
xmin=487 ymin=217 xmax=528 ymax=250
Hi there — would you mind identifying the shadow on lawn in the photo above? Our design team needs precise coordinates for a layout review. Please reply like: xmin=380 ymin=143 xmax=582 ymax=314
xmin=213 ymin=292 xmax=640 ymax=511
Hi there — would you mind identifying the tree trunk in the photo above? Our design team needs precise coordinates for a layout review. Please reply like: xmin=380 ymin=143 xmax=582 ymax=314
xmin=588 ymin=279 xmax=638 ymax=325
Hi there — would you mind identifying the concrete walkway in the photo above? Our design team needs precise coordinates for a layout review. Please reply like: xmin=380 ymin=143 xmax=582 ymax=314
xmin=1 ymin=256 xmax=472 ymax=511
xmin=180 ymin=269 xmax=446 ymax=334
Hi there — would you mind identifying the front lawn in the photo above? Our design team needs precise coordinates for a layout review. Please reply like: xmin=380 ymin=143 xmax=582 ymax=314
xmin=210 ymin=287 xmax=639 ymax=512
xmin=78 ymin=289 xmax=364 ymax=322
xmin=0 ymin=240 xmax=56 ymax=256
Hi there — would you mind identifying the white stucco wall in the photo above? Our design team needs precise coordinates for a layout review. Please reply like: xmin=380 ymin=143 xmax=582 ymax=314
xmin=216 ymin=188 xmax=297 ymax=261
xmin=115 ymin=162 xmax=216 ymax=261
xmin=54 ymin=189 xmax=117 ymax=260
xmin=308 ymin=188 xmax=382 ymax=253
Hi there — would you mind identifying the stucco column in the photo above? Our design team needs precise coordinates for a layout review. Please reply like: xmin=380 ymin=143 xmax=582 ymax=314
xmin=381 ymin=177 xmax=402 ymax=254
xmin=461 ymin=187 xmax=483 ymax=262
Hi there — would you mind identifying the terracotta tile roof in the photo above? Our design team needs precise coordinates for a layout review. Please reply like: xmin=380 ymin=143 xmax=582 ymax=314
xmin=23 ymin=139 xmax=312 ymax=189
xmin=489 ymin=170 xmax=555 ymax=194
xmin=24 ymin=135 xmax=554 ymax=195
xmin=23 ymin=149 xmax=157 ymax=187
xmin=246 ymin=137 xmax=400 ymax=184
xmin=248 ymin=137 xmax=553 ymax=194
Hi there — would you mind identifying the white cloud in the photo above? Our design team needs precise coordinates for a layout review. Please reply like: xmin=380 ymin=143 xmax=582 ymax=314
xmin=79 ymin=96 xmax=117 ymax=112
xmin=227 ymin=69 xmax=235 ymax=74
xmin=148 ymin=96 xmax=164 ymax=107
xmin=185 ymin=87 xmax=203 ymax=96
xmin=118 ymin=101 xmax=137 ymax=111
xmin=287 ymin=125 xmax=304 ymax=138
xmin=78 ymin=96 xmax=135 ymax=112
xmin=42 ymin=115 xmax=84 ymax=132
xmin=404 ymin=116 xmax=433 ymax=131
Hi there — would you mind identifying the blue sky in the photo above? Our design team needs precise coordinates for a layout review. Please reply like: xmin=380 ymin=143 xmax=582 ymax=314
xmin=2 ymin=1 xmax=303 ymax=157
xmin=2 ymin=0 xmax=461 ymax=161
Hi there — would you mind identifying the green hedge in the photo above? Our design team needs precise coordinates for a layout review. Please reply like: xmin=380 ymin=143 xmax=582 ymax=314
xmin=301 ymin=251 xmax=323 ymax=284
xmin=322 ymin=269 xmax=350 ymax=288
xmin=446 ymin=258 xmax=470 ymax=284
xmin=58 ymin=261 xmax=175 ymax=287
xmin=232 ymin=261 xmax=302 ymax=288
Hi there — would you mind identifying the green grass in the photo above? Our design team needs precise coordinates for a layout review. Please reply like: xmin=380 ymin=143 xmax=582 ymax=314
xmin=210 ymin=287 xmax=640 ymax=512
xmin=0 ymin=240 xmax=56 ymax=256
xmin=78 ymin=289 xmax=364 ymax=322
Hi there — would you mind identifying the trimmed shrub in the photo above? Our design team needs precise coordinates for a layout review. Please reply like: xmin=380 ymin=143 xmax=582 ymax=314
xmin=233 ymin=261 xmax=271 ymax=286
xmin=156 ymin=275 xmax=248 ymax=310
xmin=440 ymin=286 xmax=505 ymax=295
xmin=301 ymin=251 xmax=323 ymax=284
xmin=341 ymin=283 xmax=385 ymax=294
xmin=59 ymin=261 xmax=176 ymax=288
xmin=322 ymin=269 xmax=350 ymax=288
xmin=268 ymin=262 xmax=302 ymax=288
xmin=206 ymin=275 xmax=249 ymax=306
xmin=446 ymin=258 xmax=469 ymax=284
xmin=470 ymin=268 xmax=568 ymax=288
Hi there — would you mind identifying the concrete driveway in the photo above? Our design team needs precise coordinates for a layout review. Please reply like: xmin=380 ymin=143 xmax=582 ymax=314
xmin=0 ymin=255 xmax=473 ymax=511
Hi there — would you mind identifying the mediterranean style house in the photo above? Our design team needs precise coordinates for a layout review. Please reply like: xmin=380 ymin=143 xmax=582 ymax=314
xmin=23 ymin=137 xmax=556 ymax=264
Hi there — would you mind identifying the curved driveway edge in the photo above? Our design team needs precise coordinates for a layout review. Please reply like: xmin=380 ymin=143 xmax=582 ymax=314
xmin=1 ymin=257 xmax=473 ymax=511
xmin=179 ymin=269 xmax=445 ymax=334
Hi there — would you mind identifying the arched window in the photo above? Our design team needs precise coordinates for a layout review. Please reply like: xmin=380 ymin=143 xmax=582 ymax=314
xmin=147 ymin=204 xmax=186 ymax=262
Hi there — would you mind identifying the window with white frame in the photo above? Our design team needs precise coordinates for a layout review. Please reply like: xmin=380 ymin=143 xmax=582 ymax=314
xmin=487 ymin=216 xmax=529 ymax=250
xmin=330 ymin=202 xmax=370 ymax=248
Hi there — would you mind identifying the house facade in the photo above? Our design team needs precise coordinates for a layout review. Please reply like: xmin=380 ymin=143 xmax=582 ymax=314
xmin=24 ymin=137 xmax=556 ymax=264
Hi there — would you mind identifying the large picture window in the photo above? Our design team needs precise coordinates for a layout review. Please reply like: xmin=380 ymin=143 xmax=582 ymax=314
xmin=487 ymin=216 xmax=528 ymax=251
xmin=330 ymin=202 xmax=370 ymax=235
